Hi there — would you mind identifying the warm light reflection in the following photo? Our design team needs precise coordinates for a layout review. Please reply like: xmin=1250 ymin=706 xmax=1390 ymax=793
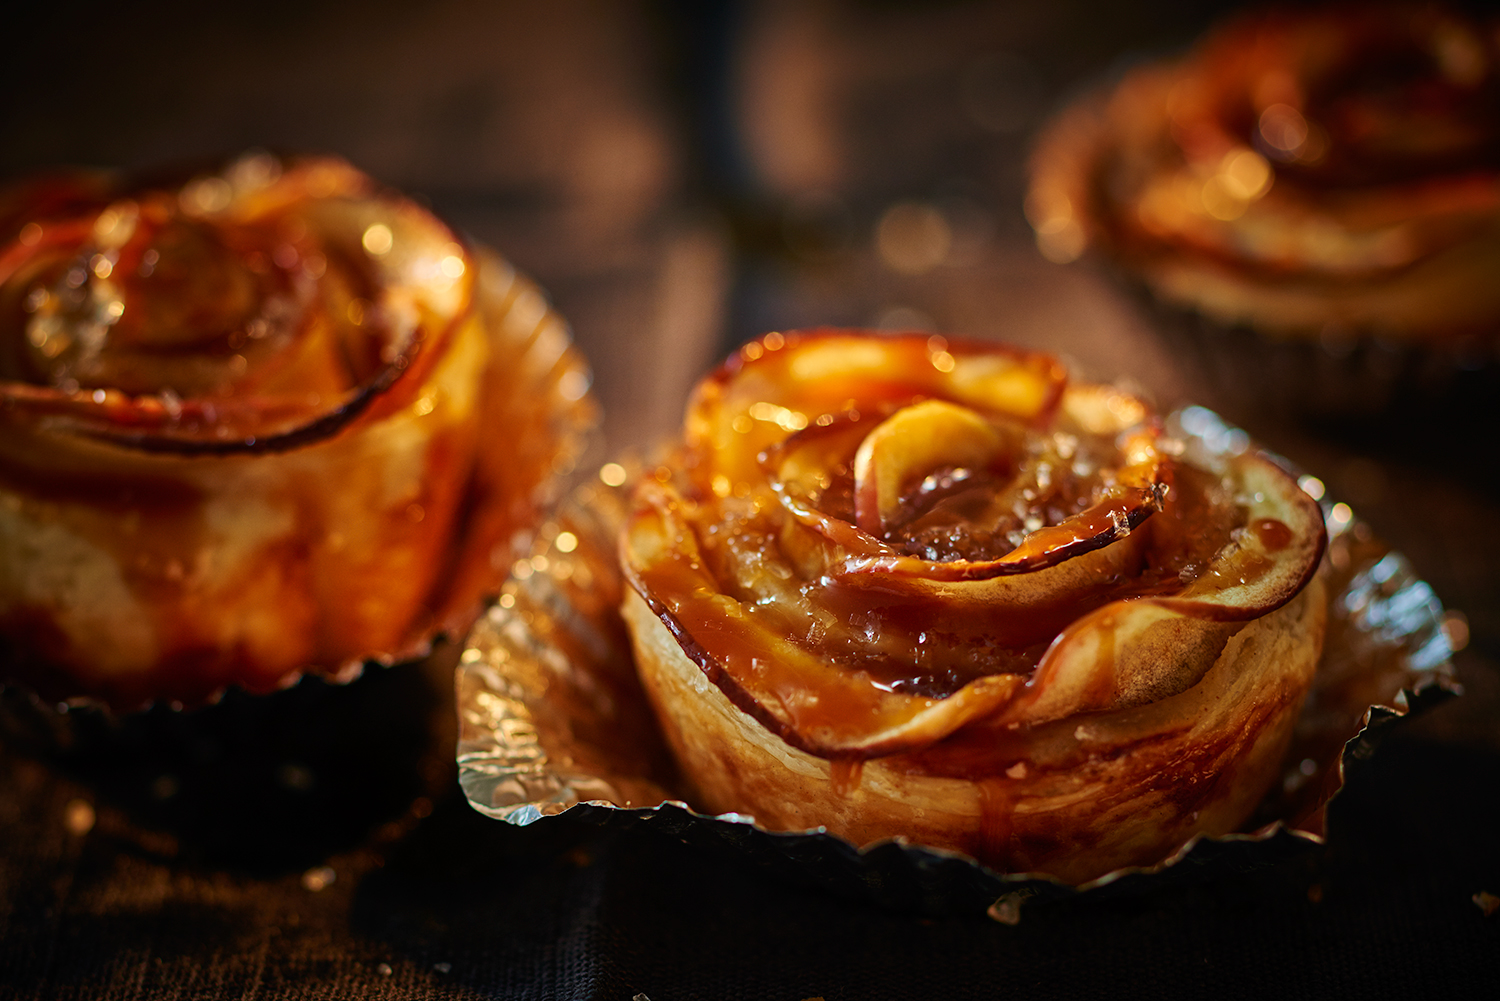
xmin=64 ymin=799 xmax=95 ymax=836
xmin=1259 ymin=103 xmax=1308 ymax=154
xmin=1257 ymin=102 xmax=1327 ymax=164
xmin=1219 ymin=148 xmax=1272 ymax=200
xmin=1431 ymin=19 xmax=1486 ymax=86
xmin=748 ymin=400 xmax=808 ymax=431
xmin=229 ymin=150 xmax=282 ymax=190
xmin=1442 ymin=610 xmax=1470 ymax=652
xmin=558 ymin=369 xmax=590 ymax=402
xmin=362 ymin=223 xmax=394 ymax=256
xmin=93 ymin=200 xmax=138 ymax=248
xmin=1024 ymin=188 xmax=1085 ymax=263
xmin=182 ymin=176 xmax=232 ymax=215
xmin=301 ymin=866 xmax=336 ymax=892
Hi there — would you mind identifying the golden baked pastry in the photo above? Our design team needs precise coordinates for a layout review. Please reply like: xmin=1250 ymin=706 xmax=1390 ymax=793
xmin=621 ymin=330 xmax=1327 ymax=883
xmin=1027 ymin=4 xmax=1500 ymax=344
xmin=0 ymin=153 xmax=588 ymax=709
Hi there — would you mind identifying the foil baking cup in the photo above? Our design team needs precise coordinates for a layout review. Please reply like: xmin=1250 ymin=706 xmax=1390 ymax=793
xmin=456 ymin=407 xmax=1458 ymax=918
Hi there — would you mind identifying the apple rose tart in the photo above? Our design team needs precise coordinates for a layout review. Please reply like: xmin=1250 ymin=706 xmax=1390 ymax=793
xmin=621 ymin=330 xmax=1328 ymax=884
xmin=0 ymin=153 xmax=589 ymax=709
xmin=1028 ymin=4 xmax=1500 ymax=343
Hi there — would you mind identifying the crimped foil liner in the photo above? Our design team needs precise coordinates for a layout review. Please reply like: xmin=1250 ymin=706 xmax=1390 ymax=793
xmin=457 ymin=407 xmax=1457 ymax=917
xmin=1 ymin=252 xmax=595 ymax=736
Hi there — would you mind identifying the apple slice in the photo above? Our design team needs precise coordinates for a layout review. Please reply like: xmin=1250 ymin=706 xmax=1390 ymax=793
xmin=997 ymin=450 xmax=1327 ymax=725
xmin=623 ymin=479 xmax=1026 ymax=756
xmin=852 ymin=400 xmax=1005 ymax=535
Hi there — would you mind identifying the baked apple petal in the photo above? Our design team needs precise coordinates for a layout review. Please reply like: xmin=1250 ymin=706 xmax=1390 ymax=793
xmin=1170 ymin=452 xmax=1327 ymax=613
xmin=623 ymin=482 xmax=1025 ymax=757
xmin=997 ymin=599 xmax=1238 ymax=725
xmin=852 ymin=399 xmax=1006 ymax=535
xmin=998 ymin=451 xmax=1326 ymax=725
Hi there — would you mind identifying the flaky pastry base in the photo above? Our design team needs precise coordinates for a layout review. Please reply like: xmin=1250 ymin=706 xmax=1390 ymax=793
xmin=624 ymin=578 xmax=1326 ymax=885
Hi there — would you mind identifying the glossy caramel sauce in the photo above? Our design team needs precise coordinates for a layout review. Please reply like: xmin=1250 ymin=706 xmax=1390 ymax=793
xmin=649 ymin=456 xmax=1236 ymax=697
xmin=783 ymin=408 xmax=1123 ymax=564
xmin=628 ymin=332 xmax=1325 ymax=765
xmin=0 ymin=157 xmax=455 ymax=448
xmin=1253 ymin=518 xmax=1292 ymax=552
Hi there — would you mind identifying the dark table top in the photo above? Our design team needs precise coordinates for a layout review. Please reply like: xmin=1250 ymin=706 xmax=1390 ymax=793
xmin=2 ymin=1 xmax=1498 ymax=997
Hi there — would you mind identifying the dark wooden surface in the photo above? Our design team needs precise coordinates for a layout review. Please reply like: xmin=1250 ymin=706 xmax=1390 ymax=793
xmin=2 ymin=2 xmax=1497 ymax=996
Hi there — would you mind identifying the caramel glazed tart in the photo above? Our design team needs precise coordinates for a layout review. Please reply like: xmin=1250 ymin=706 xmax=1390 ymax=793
xmin=457 ymin=396 xmax=1455 ymax=911
xmin=1026 ymin=5 xmax=1500 ymax=376
xmin=0 ymin=153 xmax=593 ymax=712
xmin=621 ymin=330 xmax=1330 ymax=885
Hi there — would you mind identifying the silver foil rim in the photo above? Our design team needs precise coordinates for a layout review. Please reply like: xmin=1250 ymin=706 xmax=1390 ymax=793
xmin=456 ymin=405 xmax=1459 ymax=915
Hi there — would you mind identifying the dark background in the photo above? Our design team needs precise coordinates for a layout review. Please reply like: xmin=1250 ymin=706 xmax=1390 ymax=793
xmin=2 ymin=1 xmax=1497 ymax=997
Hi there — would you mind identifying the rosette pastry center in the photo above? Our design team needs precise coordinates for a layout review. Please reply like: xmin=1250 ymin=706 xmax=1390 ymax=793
xmin=623 ymin=331 xmax=1328 ymax=883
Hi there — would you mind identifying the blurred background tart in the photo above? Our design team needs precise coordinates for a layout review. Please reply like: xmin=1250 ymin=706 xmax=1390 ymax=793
xmin=1027 ymin=3 xmax=1500 ymax=423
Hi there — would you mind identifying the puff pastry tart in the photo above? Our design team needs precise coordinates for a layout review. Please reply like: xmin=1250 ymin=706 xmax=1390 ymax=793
xmin=0 ymin=154 xmax=586 ymax=709
xmin=622 ymin=330 xmax=1327 ymax=883
xmin=1027 ymin=4 xmax=1500 ymax=343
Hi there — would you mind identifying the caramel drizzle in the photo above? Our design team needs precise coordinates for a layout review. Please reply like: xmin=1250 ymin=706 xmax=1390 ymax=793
xmin=0 ymin=157 xmax=470 ymax=454
xmin=627 ymin=333 xmax=1327 ymax=762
